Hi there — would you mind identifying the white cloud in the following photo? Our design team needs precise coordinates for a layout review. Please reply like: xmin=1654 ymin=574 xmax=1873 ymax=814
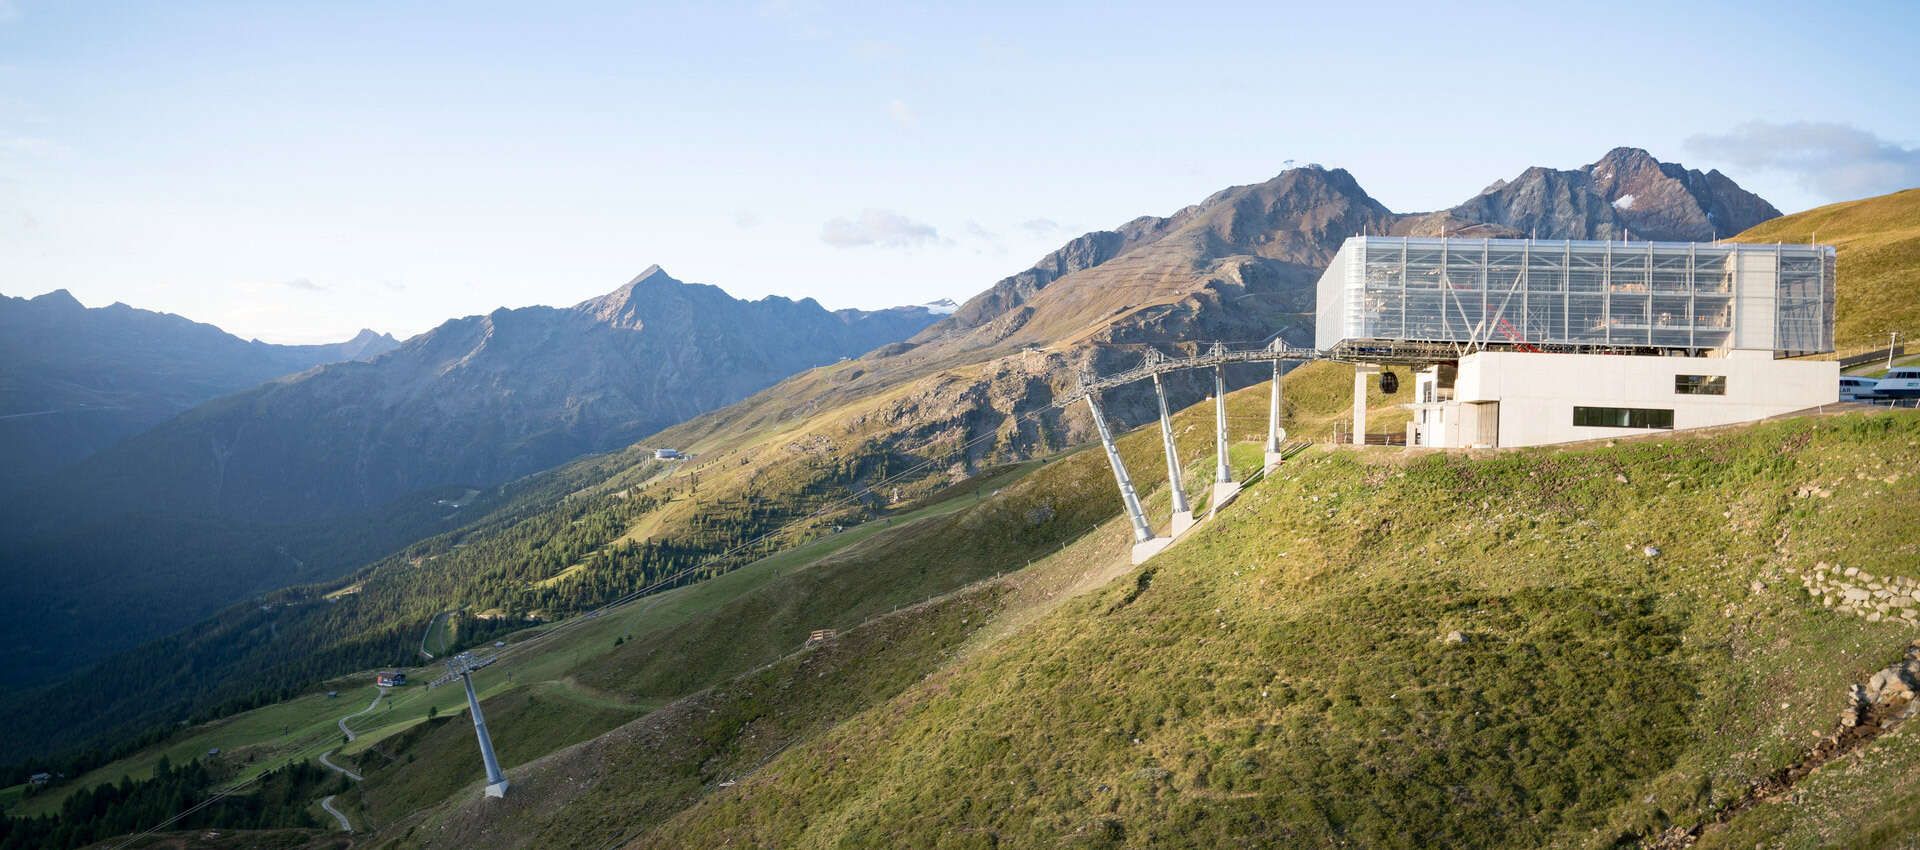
xmin=733 ymin=209 xmax=762 ymax=229
xmin=820 ymin=209 xmax=942 ymax=249
xmin=280 ymin=277 xmax=327 ymax=292
xmin=886 ymin=99 xmax=915 ymax=128
xmin=1687 ymin=121 xmax=1920 ymax=202
xmin=962 ymin=221 xmax=1006 ymax=256
xmin=1018 ymin=218 xmax=1067 ymax=238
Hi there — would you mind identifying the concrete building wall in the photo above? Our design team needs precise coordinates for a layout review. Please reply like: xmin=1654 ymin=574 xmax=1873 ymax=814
xmin=1446 ymin=351 xmax=1838 ymax=447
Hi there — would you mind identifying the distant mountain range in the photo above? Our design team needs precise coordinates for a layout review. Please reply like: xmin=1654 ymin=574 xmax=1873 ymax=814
xmin=0 ymin=290 xmax=397 ymax=487
xmin=46 ymin=266 xmax=941 ymax=525
xmin=0 ymin=269 xmax=942 ymax=686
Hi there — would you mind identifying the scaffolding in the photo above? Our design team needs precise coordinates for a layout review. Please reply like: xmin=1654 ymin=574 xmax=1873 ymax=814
xmin=1315 ymin=237 xmax=1835 ymax=357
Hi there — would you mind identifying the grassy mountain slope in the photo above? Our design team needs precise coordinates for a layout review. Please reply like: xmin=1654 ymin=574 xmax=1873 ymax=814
xmin=20 ymin=356 xmax=1341 ymax=821
xmin=1731 ymin=187 xmax=1920 ymax=349
xmin=39 ymin=380 xmax=1920 ymax=848
xmin=345 ymin=401 xmax=1920 ymax=850
xmin=629 ymin=410 xmax=1920 ymax=848
xmin=16 ymin=358 xmax=1381 ymax=830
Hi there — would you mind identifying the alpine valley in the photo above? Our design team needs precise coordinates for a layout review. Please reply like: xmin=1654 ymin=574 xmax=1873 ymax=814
xmin=4 ymin=150 xmax=1918 ymax=850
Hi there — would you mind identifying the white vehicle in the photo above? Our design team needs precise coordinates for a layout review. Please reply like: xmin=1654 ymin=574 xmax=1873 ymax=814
xmin=1839 ymin=376 xmax=1882 ymax=402
xmin=1876 ymin=366 xmax=1920 ymax=400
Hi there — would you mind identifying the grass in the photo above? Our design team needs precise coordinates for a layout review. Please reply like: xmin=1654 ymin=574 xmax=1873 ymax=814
xmin=19 ymin=454 xmax=1057 ymax=828
xmin=338 ymin=682 xmax=642 ymax=831
xmin=8 ymin=683 xmax=387 ymax=819
xmin=1733 ymin=187 xmax=1920 ymax=350
xmin=627 ymin=410 xmax=1920 ymax=849
xmin=292 ymin=379 xmax=1277 ymax=846
xmin=70 ymin=375 xmax=1920 ymax=849
xmin=1847 ymin=351 xmax=1920 ymax=378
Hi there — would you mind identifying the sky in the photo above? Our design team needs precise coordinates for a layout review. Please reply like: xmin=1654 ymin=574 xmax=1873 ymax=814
xmin=0 ymin=1 xmax=1916 ymax=343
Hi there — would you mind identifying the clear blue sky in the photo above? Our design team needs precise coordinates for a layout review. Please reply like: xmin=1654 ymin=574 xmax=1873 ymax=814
xmin=1 ymin=0 xmax=1915 ymax=342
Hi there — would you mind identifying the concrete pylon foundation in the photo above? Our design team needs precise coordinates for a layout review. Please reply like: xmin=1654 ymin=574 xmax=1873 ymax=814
xmin=1352 ymin=363 xmax=1380 ymax=446
xmin=1130 ymin=537 xmax=1172 ymax=564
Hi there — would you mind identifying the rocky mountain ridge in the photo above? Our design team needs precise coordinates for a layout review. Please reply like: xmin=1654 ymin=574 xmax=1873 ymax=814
xmin=0 ymin=289 xmax=398 ymax=487
xmin=48 ymin=267 xmax=943 ymax=525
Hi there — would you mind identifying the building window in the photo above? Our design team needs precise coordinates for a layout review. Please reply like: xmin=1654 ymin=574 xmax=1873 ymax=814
xmin=1675 ymin=374 xmax=1727 ymax=395
xmin=1573 ymin=406 xmax=1674 ymax=429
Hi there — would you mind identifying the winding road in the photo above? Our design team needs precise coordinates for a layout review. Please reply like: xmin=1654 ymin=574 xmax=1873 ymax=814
xmin=316 ymin=686 xmax=386 ymax=832
xmin=319 ymin=795 xmax=352 ymax=832
xmin=317 ymin=749 xmax=362 ymax=782
xmin=338 ymin=687 xmax=386 ymax=742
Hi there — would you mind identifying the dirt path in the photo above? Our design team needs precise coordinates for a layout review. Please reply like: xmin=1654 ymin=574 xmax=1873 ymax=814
xmin=320 ymin=794 xmax=352 ymax=832
xmin=338 ymin=687 xmax=386 ymax=742
xmin=318 ymin=749 xmax=363 ymax=782
xmin=314 ymin=686 xmax=386 ymax=833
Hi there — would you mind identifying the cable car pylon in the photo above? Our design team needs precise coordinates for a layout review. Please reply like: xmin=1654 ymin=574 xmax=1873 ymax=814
xmin=1061 ymin=339 xmax=1317 ymax=563
xmin=430 ymin=652 xmax=510 ymax=798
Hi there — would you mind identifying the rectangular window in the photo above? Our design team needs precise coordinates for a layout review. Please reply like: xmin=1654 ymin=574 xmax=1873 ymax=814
xmin=1675 ymin=374 xmax=1727 ymax=395
xmin=1573 ymin=406 xmax=1674 ymax=429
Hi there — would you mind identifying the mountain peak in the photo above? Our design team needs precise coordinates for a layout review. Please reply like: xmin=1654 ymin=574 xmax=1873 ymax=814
xmin=30 ymin=289 xmax=84 ymax=309
xmin=574 ymin=266 xmax=686 ymax=321
xmin=1446 ymin=147 xmax=1780 ymax=241
xmin=627 ymin=264 xmax=670 ymax=286
xmin=1593 ymin=146 xmax=1658 ymax=167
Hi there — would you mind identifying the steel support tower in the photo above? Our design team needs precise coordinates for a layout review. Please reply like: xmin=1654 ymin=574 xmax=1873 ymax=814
xmin=431 ymin=652 xmax=509 ymax=798
xmin=1083 ymin=379 xmax=1169 ymax=563
xmin=1209 ymin=350 xmax=1240 ymax=513
xmin=1265 ymin=356 xmax=1286 ymax=473
xmin=1150 ymin=371 xmax=1194 ymax=538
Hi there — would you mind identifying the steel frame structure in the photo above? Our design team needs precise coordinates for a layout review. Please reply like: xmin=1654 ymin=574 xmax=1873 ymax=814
xmin=1066 ymin=340 xmax=1311 ymax=563
xmin=1317 ymin=236 xmax=1836 ymax=357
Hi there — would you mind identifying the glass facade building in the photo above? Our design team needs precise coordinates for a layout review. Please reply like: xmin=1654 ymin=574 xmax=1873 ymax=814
xmin=1315 ymin=237 xmax=1836 ymax=357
